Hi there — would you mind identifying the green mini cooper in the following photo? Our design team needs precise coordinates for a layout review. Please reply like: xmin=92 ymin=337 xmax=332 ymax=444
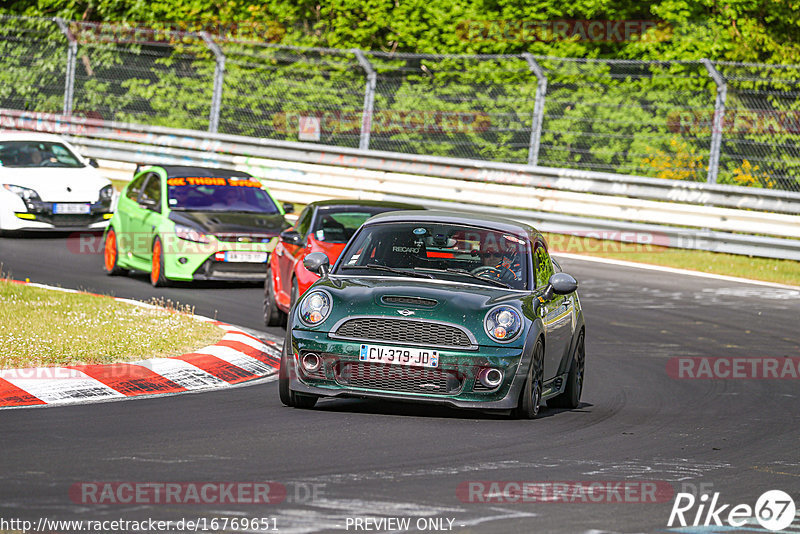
xmin=279 ymin=210 xmax=585 ymax=418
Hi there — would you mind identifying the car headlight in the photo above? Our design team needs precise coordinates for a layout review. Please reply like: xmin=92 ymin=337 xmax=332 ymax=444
xmin=298 ymin=290 xmax=332 ymax=326
xmin=99 ymin=184 xmax=114 ymax=202
xmin=174 ymin=224 xmax=211 ymax=243
xmin=484 ymin=305 xmax=522 ymax=343
xmin=3 ymin=184 xmax=42 ymax=203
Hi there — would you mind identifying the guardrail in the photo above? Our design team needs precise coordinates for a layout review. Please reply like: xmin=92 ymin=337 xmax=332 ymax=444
xmin=3 ymin=109 xmax=800 ymax=260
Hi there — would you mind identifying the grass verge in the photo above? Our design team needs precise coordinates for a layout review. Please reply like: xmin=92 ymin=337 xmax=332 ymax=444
xmin=0 ymin=279 xmax=225 ymax=369
xmin=544 ymin=233 xmax=800 ymax=286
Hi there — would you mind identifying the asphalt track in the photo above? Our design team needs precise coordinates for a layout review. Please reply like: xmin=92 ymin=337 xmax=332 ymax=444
xmin=1 ymin=232 xmax=799 ymax=534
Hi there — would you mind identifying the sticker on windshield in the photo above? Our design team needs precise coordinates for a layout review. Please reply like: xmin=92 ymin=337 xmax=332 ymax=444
xmin=413 ymin=227 xmax=426 ymax=235
xmin=167 ymin=177 xmax=263 ymax=188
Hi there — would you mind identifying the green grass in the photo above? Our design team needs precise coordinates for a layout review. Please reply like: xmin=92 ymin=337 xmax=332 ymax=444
xmin=0 ymin=279 xmax=225 ymax=369
xmin=544 ymin=233 xmax=800 ymax=286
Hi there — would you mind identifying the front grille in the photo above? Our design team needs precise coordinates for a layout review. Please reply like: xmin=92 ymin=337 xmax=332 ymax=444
xmin=30 ymin=214 xmax=107 ymax=227
xmin=471 ymin=381 xmax=498 ymax=392
xmin=336 ymin=362 xmax=462 ymax=395
xmin=333 ymin=318 xmax=472 ymax=348
xmin=196 ymin=260 xmax=267 ymax=279
xmin=381 ymin=295 xmax=438 ymax=307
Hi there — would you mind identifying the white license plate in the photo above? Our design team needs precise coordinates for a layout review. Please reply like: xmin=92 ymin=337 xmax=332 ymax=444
xmin=359 ymin=344 xmax=439 ymax=368
xmin=220 ymin=251 xmax=268 ymax=263
xmin=53 ymin=203 xmax=90 ymax=214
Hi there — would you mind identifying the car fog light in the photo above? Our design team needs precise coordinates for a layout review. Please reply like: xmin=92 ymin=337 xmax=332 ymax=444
xmin=478 ymin=368 xmax=503 ymax=388
xmin=302 ymin=353 xmax=321 ymax=372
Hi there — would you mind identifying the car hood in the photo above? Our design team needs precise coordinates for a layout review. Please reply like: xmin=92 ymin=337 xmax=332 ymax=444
xmin=310 ymin=275 xmax=535 ymax=346
xmin=0 ymin=166 xmax=110 ymax=202
xmin=169 ymin=210 xmax=289 ymax=236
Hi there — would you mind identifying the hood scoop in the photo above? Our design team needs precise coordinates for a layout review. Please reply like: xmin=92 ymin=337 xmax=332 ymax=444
xmin=381 ymin=295 xmax=438 ymax=307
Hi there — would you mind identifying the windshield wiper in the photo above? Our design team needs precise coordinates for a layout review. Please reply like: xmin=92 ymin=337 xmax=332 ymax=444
xmin=341 ymin=263 xmax=433 ymax=279
xmin=414 ymin=267 xmax=512 ymax=289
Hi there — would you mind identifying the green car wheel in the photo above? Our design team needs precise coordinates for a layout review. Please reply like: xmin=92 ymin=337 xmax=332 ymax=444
xmin=150 ymin=237 xmax=169 ymax=287
xmin=279 ymin=340 xmax=318 ymax=409
xmin=103 ymin=228 xmax=127 ymax=276
xmin=548 ymin=330 xmax=585 ymax=410
xmin=515 ymin=339 xmax=544 ymax=419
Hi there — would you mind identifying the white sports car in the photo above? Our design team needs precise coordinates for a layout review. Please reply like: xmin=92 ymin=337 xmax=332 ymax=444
xmin=0 ymin=133 xmax=114 ymax=232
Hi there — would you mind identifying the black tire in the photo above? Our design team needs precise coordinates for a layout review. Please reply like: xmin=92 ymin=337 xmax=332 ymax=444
xmin=264 ymin=267 xmax=287 ymax=327
xmin=103 ymin=228 xmax=127 ymax=276
xmin=289 ymin=278 xmax=299 ymax=312
xmin=278 ymin=337 xmax=318 ymax=409
xmin=548 ymin=330 xmax=585 ymax=409
xmin=514 ymin=339 xmax=544 ymax=419
xmin=279 ymin=340 xmax=294 ymax=407
xmin=150 ymin=237 xmax=169 ymax=288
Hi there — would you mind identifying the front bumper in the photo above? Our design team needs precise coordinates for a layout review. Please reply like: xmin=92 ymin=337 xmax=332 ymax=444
xmin=287 ymin=330 xmax=528 ymax=410
xmin=7 ymin=211 xmax=111 ymax=231
xmin=159 ymin=236 xmax=278 ymax=282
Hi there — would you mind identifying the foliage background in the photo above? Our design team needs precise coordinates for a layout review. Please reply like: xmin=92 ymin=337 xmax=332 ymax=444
xmin=1 ymin=1 xmax=798 ymax=189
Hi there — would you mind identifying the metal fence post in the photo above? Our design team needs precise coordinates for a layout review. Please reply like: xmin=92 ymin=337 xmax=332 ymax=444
xmin=352 ymin=49 xmax=376 ymax=151
xmin=200 ymin=32 xmax=225 ymax=133
xmin=522 ymin=53 xmax=548 ymax=167
xmin=703 ymin=59 xmax=727 ymax=185
xmin=53 ymin=18 xmax=76 ymax=116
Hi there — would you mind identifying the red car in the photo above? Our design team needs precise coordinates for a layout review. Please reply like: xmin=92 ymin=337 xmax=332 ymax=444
xmin=263 ymin=199 xmax=423 ymax=326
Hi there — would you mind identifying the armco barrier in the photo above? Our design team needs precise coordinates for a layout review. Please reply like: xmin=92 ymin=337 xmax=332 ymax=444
xmin=2 ymin=109 xmax=800 ymax=260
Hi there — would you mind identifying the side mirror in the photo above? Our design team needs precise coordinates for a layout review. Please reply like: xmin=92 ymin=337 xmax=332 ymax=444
xmin=549 ymin=272 xmax=578 ymax=296
xmin=304 ymin=252 xmax=330 ymax=277
xmin=282 ymin=202 xmax=295 ymax=214
xmin=280 ymin=230 xmax=304 ymax=246
xmin=88 ymin=158 xmax=100 ymax=168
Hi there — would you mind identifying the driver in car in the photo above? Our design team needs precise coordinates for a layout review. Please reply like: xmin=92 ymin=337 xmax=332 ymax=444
xmin=479 ymin=242 xmax=522 ymax=282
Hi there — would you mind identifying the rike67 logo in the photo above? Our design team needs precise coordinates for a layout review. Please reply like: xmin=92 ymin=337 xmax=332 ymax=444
xmin=668 ymin=490 xmax=796 ymax=531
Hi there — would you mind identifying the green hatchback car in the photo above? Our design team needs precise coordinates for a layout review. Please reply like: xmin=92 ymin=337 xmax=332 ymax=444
xmin=103 ymin=165 xmax=291 ymax=286
xmin=280 ymin=210 xmax=585 ymax=418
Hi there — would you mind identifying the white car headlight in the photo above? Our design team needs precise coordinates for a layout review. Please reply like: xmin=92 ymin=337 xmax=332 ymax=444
xmin=299 ymin=290 xmax=332 ymax=326
xmin=99 ymin=184 xmax=114 ymax=202
xmin=484 ymin=305 xmax=522 ymax=343
xmin=174 ymin=224 xmax=211 ymax=243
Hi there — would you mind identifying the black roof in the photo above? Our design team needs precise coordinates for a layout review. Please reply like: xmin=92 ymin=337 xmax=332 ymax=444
xmin=151 ymin=165 xmax=254 ymax=179
xmin=363 ymin=210 xmax=538 ymax=237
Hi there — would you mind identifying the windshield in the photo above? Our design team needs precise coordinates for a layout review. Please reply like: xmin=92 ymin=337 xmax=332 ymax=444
xmin=311 ymin=206 xmax=407 ymax=244
xmin=0 ymin=141 xmax=84 ymax=168
xmin=167 ymin=177 xmax=279 ymax=214
xmin=335 ymin=221 xmax=530 ymax=289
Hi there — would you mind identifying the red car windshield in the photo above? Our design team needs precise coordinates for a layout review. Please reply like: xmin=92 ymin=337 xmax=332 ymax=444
xmin=167 ymin=177 xmax=279 ymax=214
xmin=311 ymin=207 xmax=404 ymax=243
